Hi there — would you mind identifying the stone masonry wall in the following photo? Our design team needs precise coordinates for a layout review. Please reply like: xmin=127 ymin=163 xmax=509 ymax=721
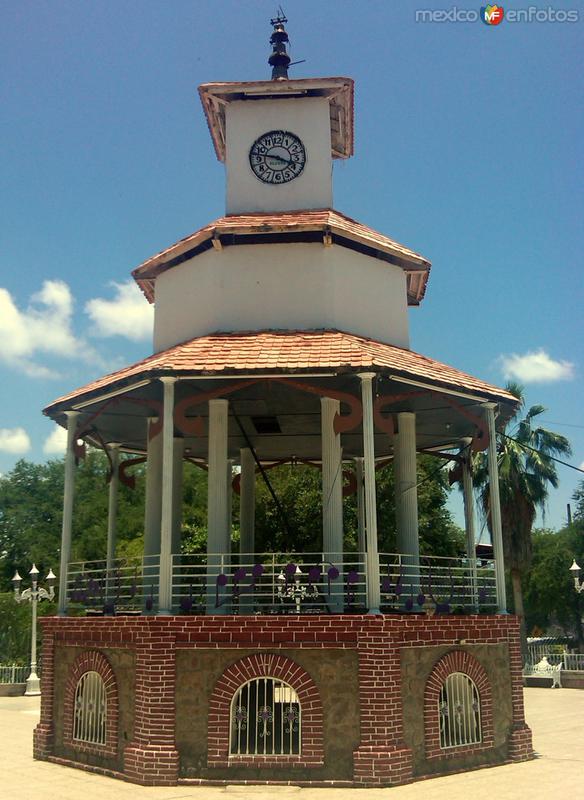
xmin=35 ymin=613 xmax=532 ymax=786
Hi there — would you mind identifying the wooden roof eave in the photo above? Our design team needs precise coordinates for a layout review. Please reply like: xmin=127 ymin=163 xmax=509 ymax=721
xmin=132 ymin=220 xmax=431 ymax=304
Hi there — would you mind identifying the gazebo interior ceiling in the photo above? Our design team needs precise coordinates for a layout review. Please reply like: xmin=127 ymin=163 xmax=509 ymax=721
xmin=54 ymin=374 xmax=513 ymax=462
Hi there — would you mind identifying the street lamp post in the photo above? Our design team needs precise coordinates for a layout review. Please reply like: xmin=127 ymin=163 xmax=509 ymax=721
xmin=12 ymin=564 xmax=56 ymax=696
xmin=569 ymin=560 xmax=584 ymax=594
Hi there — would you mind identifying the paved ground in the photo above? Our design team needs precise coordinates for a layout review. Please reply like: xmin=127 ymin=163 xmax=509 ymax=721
xmin=2 ymin=688 xmax=583 ymax=799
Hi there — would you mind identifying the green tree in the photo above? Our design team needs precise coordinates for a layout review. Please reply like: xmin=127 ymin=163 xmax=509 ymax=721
xmin=474 ymin=382 xmax=572 ymax=661
xmin=250 ymin=455 xmax=463 ymax=556
xmin=523 ymin=526 xmax=584 ymax=648
xmin=0 ymin=459 xmax=63 ymax=590
xmin=572 ymin=480 xmax=584 ymax=521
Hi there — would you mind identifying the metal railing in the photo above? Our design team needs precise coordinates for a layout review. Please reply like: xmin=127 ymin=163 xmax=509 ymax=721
xmin=379 ymin=553 xmax=497 ymax=613
xmin=66 ymin=551 xmax=497 ymax=615
xmin=172 ymin=552 xmax=366 ymax=614
xmin=67 ymin=555 xmax=160 ymax=613
xmin=0 ymin=664 xmax=29 ymax=684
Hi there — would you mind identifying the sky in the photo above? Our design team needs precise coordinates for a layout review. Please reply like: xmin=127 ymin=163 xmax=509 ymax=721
xmin=0 ymin=0 xmax=582 ymax=533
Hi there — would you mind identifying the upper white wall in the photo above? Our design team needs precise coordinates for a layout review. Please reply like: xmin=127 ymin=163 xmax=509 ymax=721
xmin=153 ymin=243 xmax=410 ymax=352
xmin=225 ymin=97 xmax=333 ymax=214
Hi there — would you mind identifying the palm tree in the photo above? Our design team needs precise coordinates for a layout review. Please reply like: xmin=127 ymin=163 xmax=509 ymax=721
xmin=474 ymin=382 xmax=572 ymax=662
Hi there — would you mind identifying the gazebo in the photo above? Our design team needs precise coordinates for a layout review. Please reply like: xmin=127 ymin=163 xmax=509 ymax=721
xmin=34 ymin=18 xmax=533 ymax=787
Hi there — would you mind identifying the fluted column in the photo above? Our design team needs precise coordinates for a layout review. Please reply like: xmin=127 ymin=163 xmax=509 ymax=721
xmin=359 ymin=373 xmax=381 ymax=613
xmin=355 ymin=457 xmax=366 ymax=567
xmin=226 ymin=458 xmax=234 ymax=543
xmin=239 ymin=448 xmax=256 ymax=555
xmin=158 ymin=377 xmax=177 ymax=614
xmin=485 ymin=403 xmax=507 ymax=613
xmin=58 ymin=410 xmax=79 ymax=615
xmin=207 ymin=399 xmax=229 ymax=613
xmin=143 ymin=417 xmax=162 ymax=611
xmin=171 ymin=437 xmax=184 ymax=557
xmin=106 ymin=442 xmax=120 ymax=584
xmin=395 ymin=412 xmax=420 ymax=599
xmin=461 ymin=437 xmax=478 ymax=609
xmin=321 ymin=397 xmax=344 ymax=611
xmin=144 ymin=417 xmax=162 ymax=557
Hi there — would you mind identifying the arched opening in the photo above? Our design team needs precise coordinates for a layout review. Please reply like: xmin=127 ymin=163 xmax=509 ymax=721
xmin=438 ymin=671 xmax=481 ymax=748
xmin=230 ymin=676 xmax=301 ymax=756
xmin=73 ymin=670 xmax=107 ymax=745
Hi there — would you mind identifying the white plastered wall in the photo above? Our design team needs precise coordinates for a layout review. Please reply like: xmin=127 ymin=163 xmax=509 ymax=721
xmin=153 ymin=243 xmax=410 ymax=352
xmin=225 ymin=97 xmax=333 ymax=214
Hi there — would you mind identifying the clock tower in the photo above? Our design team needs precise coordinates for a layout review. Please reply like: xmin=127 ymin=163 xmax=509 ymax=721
xmin=201 ymin=101 xmax=352 ymax=214
xmin=137 ymin=17 xmax=428 ymax=354
xmin=199 ymin=16 xmax=353 ymax=214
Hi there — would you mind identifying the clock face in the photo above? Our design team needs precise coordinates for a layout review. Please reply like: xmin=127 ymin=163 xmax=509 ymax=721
xmin=249 ymin=130 xmax=306 ymax=185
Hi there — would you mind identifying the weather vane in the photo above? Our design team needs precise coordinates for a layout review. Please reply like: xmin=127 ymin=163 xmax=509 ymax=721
xmin=268 ymin=9 xmax=305 ymax=80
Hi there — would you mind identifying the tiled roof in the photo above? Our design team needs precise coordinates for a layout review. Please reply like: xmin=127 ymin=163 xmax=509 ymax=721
xmin=132 ymin=208 xmax=431 ymax=305
xmin=198 ymin=77 xmax=354 ymax=161
xmin=44 ymin=330 xmax=516 ymax=415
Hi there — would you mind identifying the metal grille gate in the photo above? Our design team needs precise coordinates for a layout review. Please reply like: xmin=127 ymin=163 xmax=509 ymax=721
xmin=230 ymin=677 xmax=301 ymax=755
xmin=73 ymin=671 xmax=107 ymax=745
xmin=438 ymin=672 xmax=481 ymax=748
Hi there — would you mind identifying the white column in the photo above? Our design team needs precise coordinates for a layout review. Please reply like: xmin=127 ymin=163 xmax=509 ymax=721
xmin=144 ymin=417 xmax=163 ymax=558
xmin=355 ymin=457 xmax=366 ymax=567
xmin=106 ymin=443 xmax=120 ymax=587
xmin=239 ymin=448 xmax=256 ymax=556
xmin=143 ymin=417 xmax=162 ymax=612
xmin=461 ymin=437 xmax=478 ymax=609
xmin=359 ymin=373 xmax=381 ymax=614
xmin=226 ymin=458 xmax=234 ymax=540
xmin=207 ymin=399 xmax=229 ymax=613
xmin=393 ymin=433 xmax=404 ymax=543
xmin=171 ymin=437 xmax=184 ymax=557
xmin=395 ymin=412 xmax=420 ymax=598
xmin=321 ymin=397 xmax=344 ymax=611
xmin=485 ymin=403 xmax=507 ymax=613
xmin=321 ymin=398 xmax=344 ymax=557
xmin=158 ymin=377 xmax=176 ymax=614
xmin=58 ymin=411 xmax=79 ymax=615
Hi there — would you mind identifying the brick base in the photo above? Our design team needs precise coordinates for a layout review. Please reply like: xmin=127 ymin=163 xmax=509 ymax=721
xmin=353 ymin=744 xmax=413 ymax=785
xmin=38 ymin=613 xmax=531 ymax=786
xmin=123 ymin=744 xmax=180 ymax=785
xmin=507 ymin=725 xmax=534 ymax=762
xmin=33 ymin=723 xmax=54 ymax=760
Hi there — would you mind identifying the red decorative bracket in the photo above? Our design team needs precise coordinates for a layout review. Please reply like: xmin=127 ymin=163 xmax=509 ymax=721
xmin=119 ymin=456 xmax=147 ymax=489
xmin=373 ymin=391 xmax=426 ymax=436
xmin=173 ymin=379 xmax=260 ymax=437
xmin=273 ymin=379 xmax=362 ymax=434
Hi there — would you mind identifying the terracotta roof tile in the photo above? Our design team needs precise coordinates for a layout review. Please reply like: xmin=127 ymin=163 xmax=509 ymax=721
xmin=131 ymin=209 xmax=431 ymax=305
xmin=44 ymin=330 xmax=516 ymax=415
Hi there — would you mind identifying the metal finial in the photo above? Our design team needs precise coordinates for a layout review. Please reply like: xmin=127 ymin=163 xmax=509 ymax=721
xmin=269 ymin=9 xmax=291 ymax=80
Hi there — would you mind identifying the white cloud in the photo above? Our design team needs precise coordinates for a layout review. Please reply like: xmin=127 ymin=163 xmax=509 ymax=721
xmin=0 ymin=280 xmax=88 ymax=377
xmin=579 ymin=461 xmax=584 ymax=472
xmin=43 ymin=425 xmax=68 ymax=455
xmin=498 ymin=349 xmax=575 ymax=384
xmin=0 ymin=427 xmax=31 ymax=454
xmin=85 ymin=281 xmax=153 ymax=342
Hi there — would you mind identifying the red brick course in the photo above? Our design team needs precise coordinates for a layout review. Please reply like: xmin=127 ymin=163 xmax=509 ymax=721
xmin=36 ymin=613 xmax=532 ymax=785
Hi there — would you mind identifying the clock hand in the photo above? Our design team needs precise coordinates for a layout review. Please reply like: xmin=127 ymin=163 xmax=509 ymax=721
xmin=267 ymin=153 xmax=294 ymax=166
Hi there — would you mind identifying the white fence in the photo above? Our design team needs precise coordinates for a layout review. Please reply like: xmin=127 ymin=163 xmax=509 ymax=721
xmin=524 ymin=652 xmax=584 ymax=674
xmin=0 ymin=664 xmax=29 ymax=684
